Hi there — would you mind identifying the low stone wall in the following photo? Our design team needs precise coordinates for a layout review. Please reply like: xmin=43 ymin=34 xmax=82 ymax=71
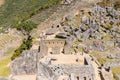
xmin=46 ymin=57 xmax=96 ymax=80
xmin=36 ymin=62 xmax=58 ymax=80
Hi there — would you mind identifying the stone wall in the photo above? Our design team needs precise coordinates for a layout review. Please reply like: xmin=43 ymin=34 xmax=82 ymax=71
xmin=41 ymin=40 xmax=65 ymax=48
xmin=10 ymin=50 xmax=38 ymax=75
xmin=52 ymin=46 xmax=61 ymax=54
xmin=39 ymin=43 xmax=48 ymax=58
xmin=40 ymin=40 xmax=66 ymax=55
xmin=37 ymin=57 xmax=96 ymax=80
xmin=36 ymin=62 xmax=58 ymax=80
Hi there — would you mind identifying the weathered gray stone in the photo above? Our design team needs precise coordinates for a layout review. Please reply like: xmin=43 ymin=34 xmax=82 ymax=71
xmin=90 ymin=41 xmax=105 ymax=51
xmin=56 ymin=33 xmax=67 ymax=38
xmin=104 ymin=41 xmax=115 ymax=47
xmin=64 ymin=26 xmax=71 ymax=32
xmin=52 ymin=47 xmax=61 ymax=54
xmin=10 ymin=50 xmax=38 ymax=75
xmin=104 ymin=59 xmax=120 ymax=68
xmin=46 ymin=28 xmax=57 ymax=35
xmin=81 ymin=15 xmax=88 ymax=24
xmin=64 ymin=44 xmax=72 ymax=54
xmin=82 ymin=29 xmax=90 ymax=39
xmin=36 ymin=63 xmax=57 ymax=80
xmin=74 ymin=31 xmax=82 ymax=40
xmin=117 ymin=74 xmax=120 ymax=80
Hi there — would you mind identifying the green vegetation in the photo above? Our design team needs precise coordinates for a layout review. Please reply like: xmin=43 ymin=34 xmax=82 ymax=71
xmin=14 ymin=20 xmax=37 ymax=35
xmin=0 ymin=28 xmax=4 ymax=33
xmin=0 ymin=0 xmax=62 ymax=28
xmin=0 ymin=56 xmax=11 ymax=77
xmin=98 ymin=0 xmax=120 ymax=10
xmin=112 ymin=67 xmax=120 ymax=80
xmin=11 ymin=36 xmax=33 ymax=60
xmin=90 ymin=51 xmax=110 ymax=64
xmin=114 ymin=0 xmax=120 ymax=10
xmin=4 ymin=48 xmax=16 ymax=54
xmin=102 ymin=34 xmax=111 ymax=41
xmin=97 ymin=57 xmax=109 ymax=64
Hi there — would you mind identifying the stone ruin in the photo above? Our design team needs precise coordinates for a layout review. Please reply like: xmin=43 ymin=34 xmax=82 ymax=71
xmin=37 ymin=56 xmax=96 ymax=80
xmin=10 ymin=50 xmax=38 ymax=75
xmin=10 ymin=40 xmax=96 ymax=80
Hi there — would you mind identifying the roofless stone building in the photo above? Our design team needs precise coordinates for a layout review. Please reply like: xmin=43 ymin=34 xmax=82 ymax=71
xmin=10 ymin=40 xmax=96 ymax=80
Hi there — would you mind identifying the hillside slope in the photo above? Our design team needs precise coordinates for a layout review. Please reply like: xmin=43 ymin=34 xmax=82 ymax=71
xmin=0 ymin=0 xmax=62 ymax=27
xmin=0 ymin=0 xmax=4 ymax=6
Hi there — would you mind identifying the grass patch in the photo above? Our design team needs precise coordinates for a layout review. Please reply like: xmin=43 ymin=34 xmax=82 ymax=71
xmin=78 ymin=48 xmax=82 ymax=52
xmin=90 ymin=51 xmax=110 ymax=64
xmin=11 ymin=36 xmax=33 ymax=60
xmin=112 ymin=67 xmax=120 ymax=80
xmin=102 ymin=34 xmax=111 ymax=41
xmin=74 ymin=40 xmax=80 ymax=45
xmin=97 ymin=57 xmax=109 ymax=64
xmin=4 ymin=48 xmax=16 ymax=54
xmin=0 ymin=56 xmax=11 ymax=77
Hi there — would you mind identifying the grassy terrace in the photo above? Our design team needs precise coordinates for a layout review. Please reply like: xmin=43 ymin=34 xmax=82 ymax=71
xmin=0 ymin=56 xmax=11 ymax=77
xmin=112 ymin=67 xmax=120 ymax=80
xmin=0 ymin=0 xmax=62 ymax=27
xmin=90 ymin=51 xmax=110 ymax=65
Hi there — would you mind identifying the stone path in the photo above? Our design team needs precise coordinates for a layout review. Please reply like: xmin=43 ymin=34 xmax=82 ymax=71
xmin=12 ymin=75 xmax=36 ymax=80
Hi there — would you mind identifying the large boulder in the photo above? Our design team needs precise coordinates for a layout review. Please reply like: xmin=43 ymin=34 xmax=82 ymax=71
xmin=36 ymin=63 xmax=57 ymax=80
xmin=82 ymin=29 xmax=90 ymax=39
xmin=90 ymin=41 xmax=105 ymax=51
xmin=56 ymin=33 xmax=67 ymax=38
xmin=81 ymin=15 xmax=89 ymax=24
xmin=64 ymin=26 xmax=71 ymax=32
xmin=74 ymin=31 xmax=82 ymax=40
xmin=10 ymin=50 xmax=38 ymax=75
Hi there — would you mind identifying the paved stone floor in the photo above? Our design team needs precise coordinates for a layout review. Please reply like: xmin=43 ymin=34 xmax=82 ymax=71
xmin=40 ymin=53 xmax=84 ymax=65
xmin=13 ymin=75 xmax=36 ymax=80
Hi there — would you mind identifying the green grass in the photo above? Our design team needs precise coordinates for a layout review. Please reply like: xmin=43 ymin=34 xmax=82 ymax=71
xmin=90 ymin=51 xmax=110 ymax=64
xmin=102 ymin=34 xmax=111 ymax=41
xmin=0 ymin=28 xmax=4 ymax=33
xmin=0 ymin=0 xmax=62 ymax=28
xmin=112 ymin=67 xmax=120 ymax=80
xmin=0 ymin=56 xmax=11 ymax=77
xmin=4 ymin=48 xmax=16 ymax=54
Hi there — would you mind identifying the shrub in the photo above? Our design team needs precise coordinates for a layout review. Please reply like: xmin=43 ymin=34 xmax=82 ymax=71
xmin=11 ymin=36 xmax=33 ymax=60
xmin=14 ymin=21 xmax=37 ymax=35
